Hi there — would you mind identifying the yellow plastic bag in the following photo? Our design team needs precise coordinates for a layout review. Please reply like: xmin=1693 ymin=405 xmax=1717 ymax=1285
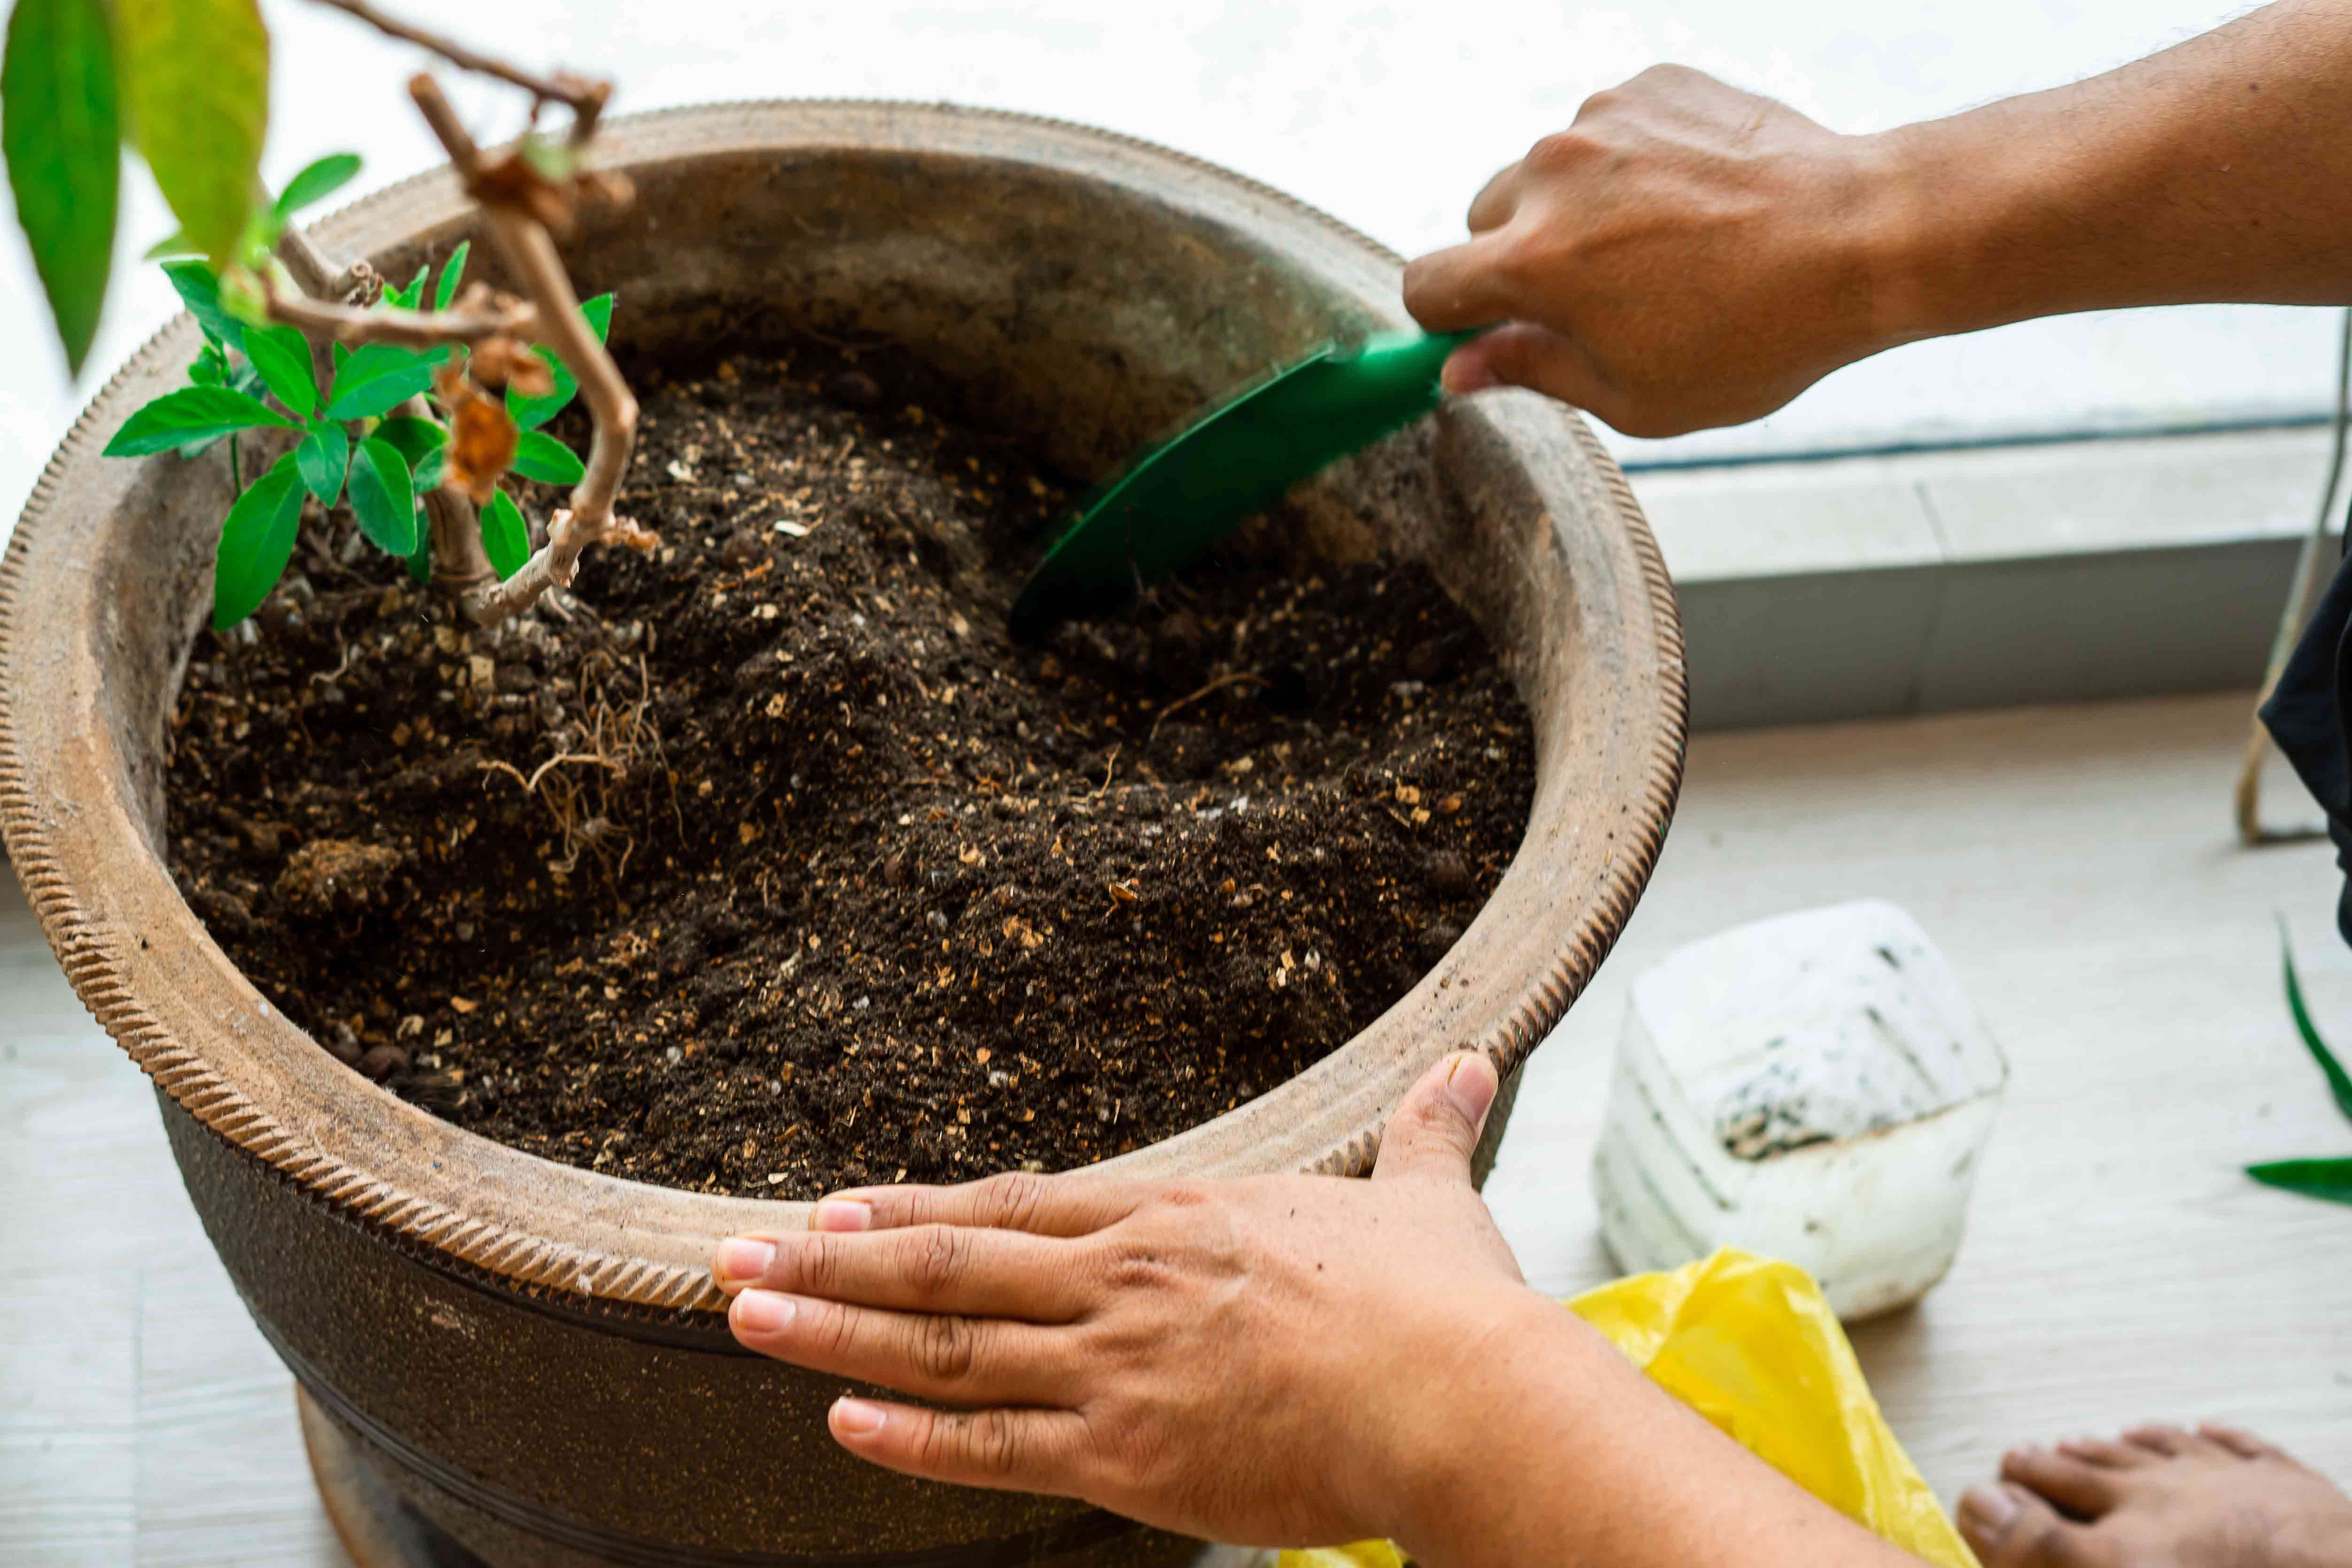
xmin=1281 ymin=1250 xmax=1975 ymax=1568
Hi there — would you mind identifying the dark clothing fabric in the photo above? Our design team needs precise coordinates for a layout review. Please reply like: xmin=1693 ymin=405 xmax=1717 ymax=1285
xmin=2258 ymin=537 xmax=2352 ymax=946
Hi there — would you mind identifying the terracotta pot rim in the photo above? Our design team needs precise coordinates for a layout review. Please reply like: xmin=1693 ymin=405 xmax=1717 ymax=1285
xmin=0 ymin=99 xmax=1685 ymax=1322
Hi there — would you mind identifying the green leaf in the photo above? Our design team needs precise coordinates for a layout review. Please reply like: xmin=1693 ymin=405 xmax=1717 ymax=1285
xmin=105 ymin=386 xmax=294 ymax=456
xmin=116 ymin=0 xmax=269 ymax=269
xmin=241 ymin=322 xmax=317 ymax=418
xmin=2280 ymin=929 xmax=2352 ymax=1124
xmin=296 ymin=422 xmax=349 ymax=507
xmin=433 ymin=240 xmax=469 ymax=311
xmin=325 ymin=343 xmax=439 ymax=420
xmin=2245 ymin=1157 xmax=2352 ymax=1206
xmin=509 ymin=429 xmax=585 ymax=486
xmin=212 ymin=450 xmax=303 ymax=629
xmin=413 ymin=446 xmax=445 ymax=492
xmin=406 ymin=524 xmax=431 ymax=584
xmin=373 ymin=415 xmax=446 ymax=470
xmin=143 ymin=228 xmax=196 ymax=260
xmin=3 ymin=0 xmax=120 ymax=376
xmin=161 ymin=259 xmax=244 ymax=353
xmin=176 ymin=346 xmax=231 ymax=453
xmin=347 ymin=436 xmax=417 ymax=555
xmin=273 ymin=151 xmax=358 ymax=220
xmin=508 ymin=293 xmax=613 ymax=430
xmin=385 ymin=263 xmax=429 ymax=311
xmin=217 ymin=262 xmax=268 ymax=328
xmin=480 ymin=489 xmax=530 ymax=580
xmin=516 ymin=132 xmax=578 ymax=182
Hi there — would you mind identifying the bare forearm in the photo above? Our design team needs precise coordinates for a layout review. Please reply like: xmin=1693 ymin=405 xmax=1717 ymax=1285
xmin=1876 ymin=0 xmax=2352 ymax=340
xmin=1406 ymin=0 xmax=2352 ymax=436
xmin=1393 ymin=1294 xmax=1913 ymax=1568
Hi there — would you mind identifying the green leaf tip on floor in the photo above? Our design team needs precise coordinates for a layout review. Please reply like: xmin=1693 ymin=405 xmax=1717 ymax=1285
xmin=2278 ymin=923 xmax=2352 ymax=1123
xmin=2244 ymin=1157 xmax=2352 ymax=1206
xmin=2248 ymin=927 xmax=2352 ymax=1208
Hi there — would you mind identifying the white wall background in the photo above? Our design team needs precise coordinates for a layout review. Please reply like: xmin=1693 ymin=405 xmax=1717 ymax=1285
xmin=1 ymin=0 xmax=2330 ymax=535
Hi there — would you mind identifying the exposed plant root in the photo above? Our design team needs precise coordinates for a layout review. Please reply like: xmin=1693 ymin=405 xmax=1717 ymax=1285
xmin=476 ymin=651 xmax=665 ymax=885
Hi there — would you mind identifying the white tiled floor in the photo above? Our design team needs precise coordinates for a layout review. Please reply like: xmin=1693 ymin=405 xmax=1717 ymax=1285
xmin=5 ymin=691 xmax=2349 ymax=1564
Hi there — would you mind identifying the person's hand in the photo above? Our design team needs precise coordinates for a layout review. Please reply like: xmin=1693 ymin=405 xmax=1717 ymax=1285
xmin=708 ymin=1052 xmax=1549 ymax=1551
xmin=1404 ymin=65 xmax=1914 ymax=437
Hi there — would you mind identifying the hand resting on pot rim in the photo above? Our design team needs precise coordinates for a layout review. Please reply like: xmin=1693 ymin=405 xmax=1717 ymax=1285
xmin=710 ymin=1053 xmax=1923 ymax=1568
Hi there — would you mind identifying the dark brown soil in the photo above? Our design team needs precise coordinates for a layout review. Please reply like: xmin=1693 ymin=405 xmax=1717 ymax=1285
xmin=163 ymin=342 xmax=1536 ymax=1198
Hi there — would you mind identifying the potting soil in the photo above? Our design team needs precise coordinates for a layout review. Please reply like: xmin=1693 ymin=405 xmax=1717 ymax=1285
xmin=163 ymin=344 xmax=1536 ymax=1198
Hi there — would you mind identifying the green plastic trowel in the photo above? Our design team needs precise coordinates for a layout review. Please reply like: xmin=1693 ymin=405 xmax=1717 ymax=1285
xmin=1008 ymin=327 xmax=1483 ymax=638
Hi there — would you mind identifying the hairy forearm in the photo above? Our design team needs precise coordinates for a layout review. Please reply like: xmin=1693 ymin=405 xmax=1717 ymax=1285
xmin=1873 ymin=0 xmax=2352 ymax=340
xmin=1391 ymin=1293 xmax=1912 ymax=1568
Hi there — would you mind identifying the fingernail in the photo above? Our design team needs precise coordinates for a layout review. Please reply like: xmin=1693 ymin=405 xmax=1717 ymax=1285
xmin=1443 ymin=1053 xmax=1498 ymax=1123
xmin=811 ymin=1198 xmax=871 ymax=1233
xmin=1441 ymin=356 xmax=1498 ymax=394
xmin=833 ymin=1397 xmax=886 ymax=1437
xmin=731 ymin=1289 xmax=795 ymax=1336
xmin=1960 ymin=1484 xmax=2018 ymax=1533
xmin=714 ymin=1237 xmax=776 ymax=1285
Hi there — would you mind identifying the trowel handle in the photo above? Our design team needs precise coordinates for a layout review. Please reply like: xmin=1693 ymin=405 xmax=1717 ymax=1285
xmin=1327 ymin=326 xmax=1500 ymax=427
xmin=1342 ymin=326 xmax=1498 ymax=396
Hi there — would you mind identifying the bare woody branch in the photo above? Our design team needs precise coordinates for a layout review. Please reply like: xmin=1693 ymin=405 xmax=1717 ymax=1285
xmin=400 ymin=74 xmax=647 ymax=627
xmin=308 ymin=0 xmax=610 ymax=142
xmin=263 ymin=277 xmax=538 ymax=350
xmin=275 ymin=222 xmax=358 ymax=300
xmin=460 ymin=206 xmax=652 ymax=625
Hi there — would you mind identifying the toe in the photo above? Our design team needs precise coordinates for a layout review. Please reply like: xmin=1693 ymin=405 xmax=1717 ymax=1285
xmin=2123 ymin=1423 xmax=2197 ymax=1457
xmin=2003 ymin=1445 xmax=2122 ymax=1519
xmin=2057 ymin=1435 xmax=2151 ymax=1469
xmin=1961 ymin=1481 xmax=2110 ymax=1568
xmin=2196 ymin=1422 xmax=2280 ymax=1461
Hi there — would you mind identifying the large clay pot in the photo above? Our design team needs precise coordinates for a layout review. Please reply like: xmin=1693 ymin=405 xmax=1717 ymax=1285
xmin=0 ymin=103 xmax=1685 ymax=1566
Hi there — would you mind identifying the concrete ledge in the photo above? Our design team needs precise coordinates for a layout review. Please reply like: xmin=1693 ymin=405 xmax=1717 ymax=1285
xmin=1631 ymin=426 xmax=2340 ymax=729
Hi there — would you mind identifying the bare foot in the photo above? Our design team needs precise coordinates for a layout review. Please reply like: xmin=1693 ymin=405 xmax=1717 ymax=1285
xmin=1959 ymin=1422 xmax=2352 ymax=1568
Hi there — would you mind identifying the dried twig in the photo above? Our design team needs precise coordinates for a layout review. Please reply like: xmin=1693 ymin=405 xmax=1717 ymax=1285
xmin=1149 ymin=670 xmax=1267 ymax=742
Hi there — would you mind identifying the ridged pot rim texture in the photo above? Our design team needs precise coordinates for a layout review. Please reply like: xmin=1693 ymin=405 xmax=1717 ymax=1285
xmin=0 ymin=100 xmax=1686 ymax=1323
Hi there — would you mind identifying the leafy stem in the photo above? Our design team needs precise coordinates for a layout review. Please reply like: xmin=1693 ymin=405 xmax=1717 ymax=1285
xmin=42 ymin=0 xmax=642 ymax=632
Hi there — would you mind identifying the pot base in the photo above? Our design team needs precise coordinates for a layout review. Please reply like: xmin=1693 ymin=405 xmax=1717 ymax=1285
xmin=298 ymin=1387 xmax=1269 ymax=1568
xmin=301 ymin=1386 xmax=491 ymax=1568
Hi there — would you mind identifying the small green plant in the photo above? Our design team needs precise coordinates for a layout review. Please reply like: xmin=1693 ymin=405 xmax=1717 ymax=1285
xmin=2246 ymin=930 xmax=2352 ymax=1206
xmin=100 ymin=233 xmax=612 ymax=627
xmin=3 ymin=0 xmax=652 ymax=631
